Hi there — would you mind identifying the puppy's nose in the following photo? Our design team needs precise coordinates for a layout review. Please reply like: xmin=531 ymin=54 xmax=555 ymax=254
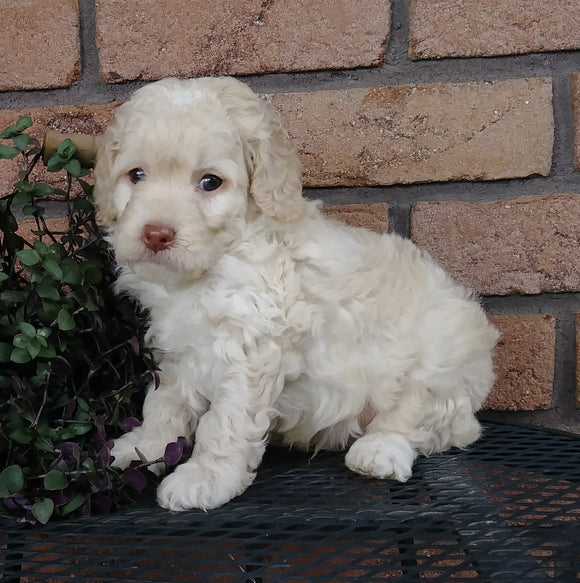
xmin=142 ymin=224 xmax=176 ymax=253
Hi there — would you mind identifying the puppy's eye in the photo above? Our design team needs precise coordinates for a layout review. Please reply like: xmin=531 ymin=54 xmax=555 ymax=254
xmin=128 ymin=168 xmax=146 ymax=184
xmin=199 ymin=174 xmax=223 ymax=192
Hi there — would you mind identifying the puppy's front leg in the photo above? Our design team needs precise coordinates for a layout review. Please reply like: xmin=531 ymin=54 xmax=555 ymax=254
xmin=111 ymin=373 xmax=203 ymax=473
xmin=157 ymin=379 xmax=271 ymax=511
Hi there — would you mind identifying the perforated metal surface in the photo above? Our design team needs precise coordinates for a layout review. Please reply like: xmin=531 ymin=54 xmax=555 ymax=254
xmin=2 ymin=422 xmax=579 ymax=582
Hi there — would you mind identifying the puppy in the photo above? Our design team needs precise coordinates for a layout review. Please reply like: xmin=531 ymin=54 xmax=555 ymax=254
xmin=94 ymin=77 xmax=499 ymax=511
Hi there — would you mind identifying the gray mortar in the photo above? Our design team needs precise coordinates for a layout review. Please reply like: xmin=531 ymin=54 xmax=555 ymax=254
xmin=1 ymin=0 xmax=578 ymax=432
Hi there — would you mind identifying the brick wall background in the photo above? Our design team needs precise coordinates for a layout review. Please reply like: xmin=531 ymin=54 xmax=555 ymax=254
xmin=1 ymin=0 xmax=579 ymax=434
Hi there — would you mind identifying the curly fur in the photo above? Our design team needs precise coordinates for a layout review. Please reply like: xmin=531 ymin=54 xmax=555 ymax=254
xmin=93 ymin=76 xmax=499 ymax=511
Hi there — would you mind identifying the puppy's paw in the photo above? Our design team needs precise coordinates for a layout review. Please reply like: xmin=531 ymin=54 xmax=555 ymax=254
xmin=110 ymin=435 xmax=141 ymax=470
xmin=110 ymin=434 xmax=165 ymax=475
xmin=345 ymin=432 xmax=416 ymax=482
xmin=157 ymin=461 xmax=253 ymax=511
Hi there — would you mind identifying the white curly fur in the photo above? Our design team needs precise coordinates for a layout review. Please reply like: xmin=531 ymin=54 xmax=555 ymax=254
xmin=93 ymin=76 xmax=499 ymax=511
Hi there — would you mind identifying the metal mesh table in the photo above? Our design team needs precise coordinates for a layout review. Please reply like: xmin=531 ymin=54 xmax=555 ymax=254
xmin=2 ymin=422 xmax=579 ymax=582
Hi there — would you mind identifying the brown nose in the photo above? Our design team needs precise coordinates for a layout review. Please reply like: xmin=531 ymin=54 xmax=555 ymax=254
xmin=141 ymin=224 xmax=176 ymax=253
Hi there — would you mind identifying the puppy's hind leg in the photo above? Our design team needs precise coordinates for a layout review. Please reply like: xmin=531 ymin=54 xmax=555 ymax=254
xmin=345 ymin=418 xmax=417 ymax=483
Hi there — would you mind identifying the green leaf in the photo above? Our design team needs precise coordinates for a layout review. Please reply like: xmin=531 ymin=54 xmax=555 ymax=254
xmin=10 ymin=347 xmax=31 ymax=363
xmin=82 ymin=458 xmax=96 ymax=473
xmin=42 ymin=258 xmax=63 ymax=280
xmin=23 ymin=204 xmax=43 ymax=216
xmin=0 ymin=465 xmax=24 ymax=498
xmin=34 ymin=334 xmax=48 ymax=348
xmin=83 ymin=264 xmax=102 ymax=284
xmin=32 ymin=498 xmax=55 ymax=524
xmin=35 ymin=438 xmax=56 ymax=453
xmin=14 ymin=116 xmax=33 ymax=132
xmin=61 ymin=493 xmax=85 ymax=515
xmin=0 ymin=290 xmax=26 ymax=302
xmin=26 ymin=338 xmax=42 ymax=359
xmin=12 ymin=133 xmax=30 ymax=151
xmin=17 ymin=248 xmax=41 ymax=266
xmin=44 ymin=469 xmax=69 ymax=491
xmin=38 ymin=344 xmax=57 ymax=359
xmin=64 ymin=159 xmax=82 ymax=178
xmin=77 ymin=179 xmax=94 ymax=197
xmin=37 ymin=423 xmax=57 ymax=438
xmin=37 ymin=327 xmax=51 ymax=339
xmin=33 ymin=240 xmax=50 ymax=255
xmin=9 ymin=427 xmax=34 ymax=445
xmin=59 ymin=423 xmax=91 ymax=439
xmin=0 ymin=144 xmax=19 ymax=159
xmin=46 ymin=155 xmax=65 ymax=172
xmin=73 ymin=196 xmax=93 ymax=211
xmin=31 ymin=183 xmax=54 ymax=197
xmin=13 ymin=334 xmax=28 ymax=349
xmin=14 ymin=181 xmax=34 ymax=193
xmin=12 ymin=190 xmax=32 ymax=206
xmin=0 ymin=342 xmax=12 ymax=363
xmin=0 ymin=126 xmax=16 ymax=139
xmin=57 ymin=139 xmax=76 ymax=160
xmin=48 ymin=242 xmax=66 ymax=261
xmin=61 ymin=259 xmax=82 ymax=284
xmin=57 ymin=307 xmax=75 ymax=331
xmin=0 ymin=272 xmax=8 ymax=282
xmin=19 ymin=322 xmax=36 ymax=338
xmin=36 ymin=280 xmax=60 ymax=301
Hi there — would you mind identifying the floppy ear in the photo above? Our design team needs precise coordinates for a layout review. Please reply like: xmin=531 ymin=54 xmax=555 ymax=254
xmin=93 ymin=126 xmax=120 ymax=226
xmin=212 ymin=78 xmax=306 ymax=222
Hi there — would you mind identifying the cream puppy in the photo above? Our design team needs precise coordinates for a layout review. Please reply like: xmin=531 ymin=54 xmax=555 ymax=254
xmin=93 ymin=77 xmax=499 ymax=511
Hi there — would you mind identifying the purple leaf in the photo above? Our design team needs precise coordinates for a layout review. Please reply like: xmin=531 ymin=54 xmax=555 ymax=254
xmin=164 ymin=441 xmax=184 ymax=465
xmin=120 ymin=417 xmax=142 ymax=432
xmin=5 ymin=496 xmax=31 ymax=510
xmin=53 ymin=489 xmax=75 ymax=507
xmin=4 ymin=497 xmax=21 ymax=510
xmin=57 ymin=442 xmax=81 ymax=463
xmin=128 ymin=336 xmax=140 ymax=355
xmin=176 ymin=436 xmax=189 ymax=448
xmin=11 ymin=376 xmax=23 ymax=393
xmin=58 ymin=442 xmax=76 ymax=456
xmin=49 ymin=453 xmax=64 ymax=470
xmin=80 ymin=497 xmax=91 ymax=516
xmin=95 ymin=415 xmax=105 ymax=439
xmin=122 ymin=467 xmax=147 ymax=492
xmin=62 ymin=400 xmax=75 ymax=419
xmin=99 ymin=441 xmax=114 ymax=464
xmin=95 ymin=494 xmax=112 ymax=514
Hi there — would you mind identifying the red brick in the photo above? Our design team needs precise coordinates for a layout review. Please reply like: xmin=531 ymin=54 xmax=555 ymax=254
xmin=410 ymin=194 xmax=580 ymax=296
xmin=17 ymin=218 xmax=70 ymax=244
xmin=321 ymin=203 xmax=388 ymax=234
xmin=94 ymin=0 xmax=390 ymax=82
xmin=0 ymin=0 xmax=81 ymax=90
xmin=485 ymin=315 xmax=555 ymax=411
xmin=410 ymin=0 xmax=580 ymax=59
xmin=0 ymin=104 xmax=118 ymax=196
xmin=571 ymin=73 xmax=580 ymax=172
xmin=270 ymin=78 xmax=553 ymax=187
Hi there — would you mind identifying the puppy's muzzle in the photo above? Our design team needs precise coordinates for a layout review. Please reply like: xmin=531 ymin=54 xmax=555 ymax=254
xmin=142 ymin=224 xmax=176 ymax=253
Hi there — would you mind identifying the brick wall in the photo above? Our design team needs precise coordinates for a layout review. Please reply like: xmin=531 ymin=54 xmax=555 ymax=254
xmin=1 ymin=0 xmax=579 ymax=433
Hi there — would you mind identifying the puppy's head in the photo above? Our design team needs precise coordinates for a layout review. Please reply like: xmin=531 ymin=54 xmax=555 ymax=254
xmin=94 ymin=76 xmax=305 ymax=284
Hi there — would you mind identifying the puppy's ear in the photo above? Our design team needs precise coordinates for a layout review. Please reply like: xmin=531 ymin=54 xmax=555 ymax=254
xmin=93 ymin=127 xmax=119 ymax=226
xmin=213 ymin=78 xmax=306 ymax=222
